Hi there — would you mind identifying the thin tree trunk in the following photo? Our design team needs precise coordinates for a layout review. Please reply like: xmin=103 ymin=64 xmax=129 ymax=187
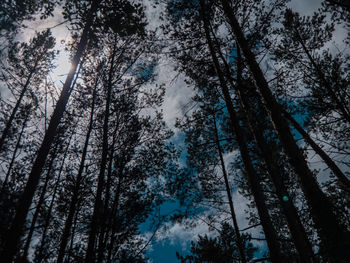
xmin=106 ymin=173 xmax=123 ymax=263
xmin=67 ymin=204 xmax=80 ymax=263
xmin=212 ymin=114 xmax=247 ymax=263
xmin=1 ymin=116 xmax=28 ymax=193
xmin=0 ymin=1 xmax=100 ymax=261
xmin=213 ymin=36 xmax=316 ymax=262
xmin=57 ymin=76 xmax=99 ymax=263
xmin=20 ymin=144 xmax=59 ymax=262
xmin=85 ymin=39 xmax=117 ymax=263
xmin=0 ymin=69 xmax=34 ymax=152
xmin=199 ymin=1 xmax=284 ymax=261
xmin=236 ymin=84 xmax=316 ymax=263
xmin=96 ymin=122 xmax=121 ymax=263
xmin=295 ymin=29 xmax=350 ymax=123
xmin=281 ymin=108 xmax=350 ymax=192
xmin=35 ymin=135 xmax=72 ymax=263
xmin=220 ymin=1 xmax=350 ymax=261
xmin=96 ymin=136 xmax=117 ymax=263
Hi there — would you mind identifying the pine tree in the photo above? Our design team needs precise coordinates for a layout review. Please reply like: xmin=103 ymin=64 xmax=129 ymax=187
xmin=219 ymin=0 xmax=350 ymax=261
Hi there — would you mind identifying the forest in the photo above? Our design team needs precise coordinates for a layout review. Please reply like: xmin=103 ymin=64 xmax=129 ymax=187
xmin=0 ymin=0 xmax=349 ymax=262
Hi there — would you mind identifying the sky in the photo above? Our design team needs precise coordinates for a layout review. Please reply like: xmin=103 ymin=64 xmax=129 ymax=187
xmin=2 ymin=0 xmax=347 ymax=262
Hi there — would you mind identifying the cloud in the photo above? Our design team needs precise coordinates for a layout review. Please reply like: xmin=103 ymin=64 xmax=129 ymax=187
xmin=156 ymin=59 xmax=195 ymax=130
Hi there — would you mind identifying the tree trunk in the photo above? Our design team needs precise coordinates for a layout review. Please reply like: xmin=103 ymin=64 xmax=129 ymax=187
xmin=199 ymin=1 xmax=284 ymax=261
xmin=20 ymin=144 xmax=59 ymax=262
xmin=213 ymin=36 xmax=316 ymax=262
xmin=212 ymin=114 xmax=247 ymax=263
xmin=0 ymin=1 xmax=100 ymax=261
xmin=236 ymin=83 xmax=316 ymax=262
xmin=96 ymin=135 xmax=118 ymax=263
xmin=85 ymin=39 xmax=117 ymax=263
xmin=295 ymin=28 xmax=350 ymax=123
xmin=281 ymin=107 xmax=350 ymax=192
xmin=0 ymin=70 xmax=34 ymax=152
xmin=106 ymin=173 xmax=123 ymax=263
xmin=220 ymin=0 xmax=350 ymax=261
xmin=35 ymin=135 xmax=71 ymax=263
xmin=1 ymin=116 xmax=28 ymax=193
xmin=67 ymin=205 xmax=80 ymax=263
xmin=57 ymin=76 xmax=98 ymax=263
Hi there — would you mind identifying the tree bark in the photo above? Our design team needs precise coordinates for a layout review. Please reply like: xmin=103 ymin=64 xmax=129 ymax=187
xmin=235 ymin=83 xmax=316 ymax=263
xmin=67 ymin=204 xmax=80 ymax=263
xmin=0 ymin=1 xmax=100 ymax=261
xmin=219 ymin=1 xmax=350 ymax=261
xmin=96 ymin=132 xmax=118 ymax=263
xmin=106 ymin=172 xmax=123 ymax=263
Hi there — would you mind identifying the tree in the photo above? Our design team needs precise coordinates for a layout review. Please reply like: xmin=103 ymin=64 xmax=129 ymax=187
xmin=177 ymin=223 xmax=257 ymax=263
xmin=272 ymin=9 xmax=350 ymax=190
xmin=0 ymin=29 xmax=56 ymax=152
xmin=219 ymin=0 xmax=350 ymax=261
xmin=0 ymin=0 xmax=151 ymax=261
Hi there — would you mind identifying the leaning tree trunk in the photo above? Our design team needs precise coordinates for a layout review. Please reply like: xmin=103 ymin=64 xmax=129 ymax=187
xmin=281 ymin=107 xmax=350 ymax=192
xmin=0 ymin=68 xmax=36 ymax=152
xmin=67 ymin=204 xmax=80 ymax=263
xmin=21 ymin=144 xmax=59 ymax=262
xmin=199 ymin=1 xmax=284 ymax=261
xmin=0 ymin=1 xmax=100 ymax=261
xmin=220 ymin=0 xmax=350 ymax=261
xmin=236 ymin=84 xmax=316 ymax=262
xmin=295 ymin=28 xmax=350 ymax=124
xmin=96 ymin=121 xmax=121 ymax=263
xmin=212 ymin=114 xmax=248 ymax=263
xmin=1 ymin=115 xmax=28 ymax=194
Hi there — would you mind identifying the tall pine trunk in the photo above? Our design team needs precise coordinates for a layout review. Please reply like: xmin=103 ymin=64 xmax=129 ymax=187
xmin=84 ymin=40 xmax=117 ymax=263
xmin=106 ymin=173 xmax=123 ymax=263
xmin=1 ymin=116 xmax=28 ymax=193
xmin=0 ymin=1 xmax=100 ymax=261
xmin=214 ymin=38 xmax=316 ymax=262
xmin=21 ymin=144 xmax=59 ymax=262
xmin=212 ymin=114 xmax=247 ymax=263
xmin=281 ymin=108 xmax=350 ymax=192
xmin=67 ymin=205 xmax=80 ymax=263
xmin=0 ymin=69 xmax=35 ymax=152
xmin=199 ymin=1 xmax=284 ymax=260
xmin=220 ymin=0 xmax=350 ymax=261
xmin=56 ymin=76 xmax=98 ymax=263
xmin=35 ymin=135 xmax=71 ymax=263
xmin=96 ymin=132 xmax=118 ymax=263
xmin=236 ymin=82 xmax=316 ymax=262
